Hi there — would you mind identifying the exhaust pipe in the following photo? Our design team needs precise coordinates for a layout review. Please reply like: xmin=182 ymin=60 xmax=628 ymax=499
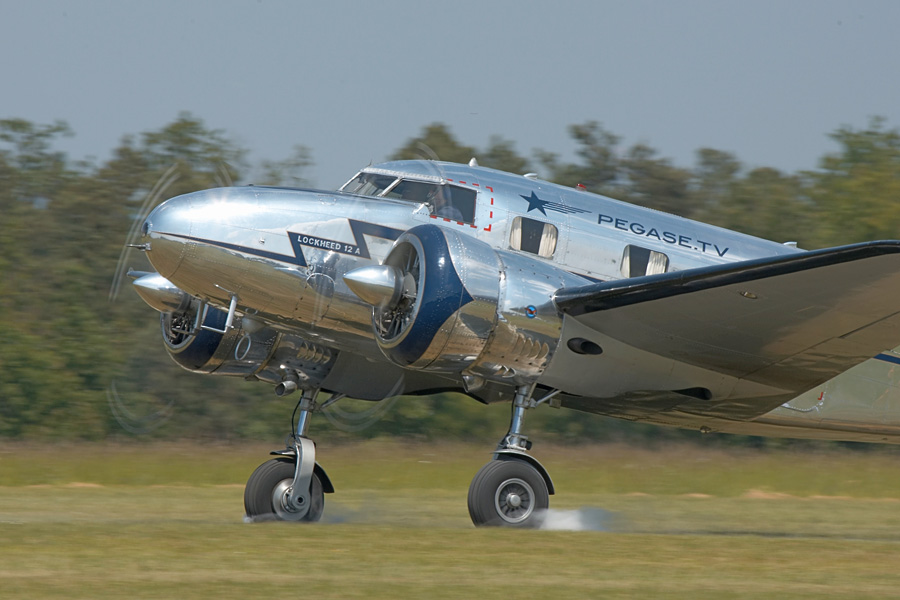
xmin=274 ymin=379 xmax=298 ymax=397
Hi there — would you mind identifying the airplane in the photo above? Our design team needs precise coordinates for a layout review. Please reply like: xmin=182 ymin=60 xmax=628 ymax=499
xmin=130 ymin=157 xmax=900 ymax=527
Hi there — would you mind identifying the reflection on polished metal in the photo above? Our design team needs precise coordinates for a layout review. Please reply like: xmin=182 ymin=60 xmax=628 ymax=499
xmin=343 ymin=265 xmax=404 ymax=308
xmin=132 ymin=272 xmax=189 ymax=313
xmin=500 ymin=384 xmax=536 ymax=452
xmin=285 ymin=389 xmax=318 ymax=518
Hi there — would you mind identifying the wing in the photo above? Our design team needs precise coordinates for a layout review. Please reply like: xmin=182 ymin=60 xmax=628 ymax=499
xmin=554 ymin=241 xmax=900 ymax=394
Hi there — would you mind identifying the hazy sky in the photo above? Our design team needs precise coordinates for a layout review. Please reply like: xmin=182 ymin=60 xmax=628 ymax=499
xmin=3 ymin=0 xmax=899 ymax=188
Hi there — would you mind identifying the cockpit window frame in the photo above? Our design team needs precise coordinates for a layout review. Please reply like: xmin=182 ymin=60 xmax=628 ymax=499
xmin=381 ymin=178 xmax=403 ymax=197
xmin=340 ymin=169 xmax=478 ymax=226
xmin=339 ymin=172 xmax=399 ymax=197
xmin=341 ymin=167 xmax=443 ymax=192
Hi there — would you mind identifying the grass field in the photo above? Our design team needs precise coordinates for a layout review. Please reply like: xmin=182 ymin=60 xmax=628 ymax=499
xmin=2 ymin=441 xmax=900 ymax=598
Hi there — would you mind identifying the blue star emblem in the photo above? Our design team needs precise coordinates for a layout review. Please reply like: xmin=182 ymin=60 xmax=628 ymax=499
xmin=519 ymin=191 xmax=592 ymax=216
xmin=521 ymin=192 xmax=550 ymax=215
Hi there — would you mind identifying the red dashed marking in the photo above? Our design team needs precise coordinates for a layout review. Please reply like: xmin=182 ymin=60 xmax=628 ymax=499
xmin=483 ymin=195 xmax=494 ymax=231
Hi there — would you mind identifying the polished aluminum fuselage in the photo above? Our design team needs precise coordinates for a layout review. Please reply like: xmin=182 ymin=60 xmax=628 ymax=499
xmin=142 ymin=160 xmax=900 ymax=443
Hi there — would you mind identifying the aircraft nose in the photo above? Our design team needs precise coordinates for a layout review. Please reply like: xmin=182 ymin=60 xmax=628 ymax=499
xmin=142 ymin=194 xmax=194 ymax=279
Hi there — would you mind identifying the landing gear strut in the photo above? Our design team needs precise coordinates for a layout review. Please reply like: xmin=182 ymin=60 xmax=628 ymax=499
xmin=244 ymin=388 xmax=335 ymax=522
xmin=467 ymin=384 xmax=555 ymax=528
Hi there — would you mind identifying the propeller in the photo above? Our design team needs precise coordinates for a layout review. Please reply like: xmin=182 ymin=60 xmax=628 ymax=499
xmin=379 ymin=242 xmax=421 ymax=341
xmin=105 ymin=164 xmax=184 ymax=434
xmin=108 ymin=163 xmax=179 ymax=302
xmin=344 ymin=240 xmax=422 ymax=343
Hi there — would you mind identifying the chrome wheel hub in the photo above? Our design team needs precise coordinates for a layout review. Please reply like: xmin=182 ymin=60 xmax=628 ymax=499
xmin=272 ymin=479 xmax=307 ymax=521
xmin=494 ymin=477 xmax=534 ymax=524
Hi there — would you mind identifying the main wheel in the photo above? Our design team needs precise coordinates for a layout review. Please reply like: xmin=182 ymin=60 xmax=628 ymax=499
xmin=467 ymin=458 xmax=549 ymax=528
xmin=244 ymin=458 xmax=324 ymax=522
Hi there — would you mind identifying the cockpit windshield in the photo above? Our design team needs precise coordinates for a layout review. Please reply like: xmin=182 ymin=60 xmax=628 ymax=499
xmin=340 ymin=173 xmax=397 ymax=197
xmin=382 ymin=179 xmax=436 ymax=202
xmin=341 ymin=171 xmax=477 ymax=224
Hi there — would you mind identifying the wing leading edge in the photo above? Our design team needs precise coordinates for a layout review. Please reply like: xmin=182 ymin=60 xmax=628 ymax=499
xmin=554 ymin=241 xmax=900 ymax=394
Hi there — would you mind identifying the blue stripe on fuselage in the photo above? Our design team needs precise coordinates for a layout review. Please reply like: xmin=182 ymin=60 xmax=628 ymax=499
xmin=158 ymin=220 xmax=405 ymax=269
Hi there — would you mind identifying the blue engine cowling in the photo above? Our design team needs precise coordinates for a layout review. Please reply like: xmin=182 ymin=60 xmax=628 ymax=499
xmin=161 ymin=299 xmax=335 ymax=385
xmin=372 ymin=224 xmax=584 ymax=383
xmin=373 ymin=225 xmax=500 ymax=371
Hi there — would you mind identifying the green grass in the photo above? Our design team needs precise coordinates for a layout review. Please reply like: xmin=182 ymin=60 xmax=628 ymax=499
xmin=2 ymin=441 xmax=900 ymax=598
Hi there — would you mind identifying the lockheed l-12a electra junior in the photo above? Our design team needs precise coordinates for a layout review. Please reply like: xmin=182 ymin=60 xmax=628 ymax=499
xmin=130 ymin=157 xmax=900 ymax=527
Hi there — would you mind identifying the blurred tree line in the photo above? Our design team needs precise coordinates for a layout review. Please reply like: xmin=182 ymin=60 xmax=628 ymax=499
xmin=2 ymin=112 xmax=900 ymax=445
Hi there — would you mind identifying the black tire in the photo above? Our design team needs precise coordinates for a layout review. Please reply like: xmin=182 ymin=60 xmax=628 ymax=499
xmin=467 ymin=458 xmax=549 ymax=528
xmin=244 ymin=458 xmax=324 ymax=522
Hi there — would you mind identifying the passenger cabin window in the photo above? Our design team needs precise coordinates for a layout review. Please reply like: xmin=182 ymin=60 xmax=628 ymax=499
xmin=621 ymin=245 xmax=669 ymax=277
xmin=510 ymin=217 xmax=558 ymax=258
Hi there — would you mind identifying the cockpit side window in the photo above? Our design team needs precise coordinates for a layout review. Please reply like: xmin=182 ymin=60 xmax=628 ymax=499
xmin=383 ymin=179 xmax=436 ymax=202
xmin=440 ymin=185 xmax=476 ymax=224
xmin=385 ymin=180 xmax=476 ymax=224
xmin=340 ymin=173 xmax=398 ymax=197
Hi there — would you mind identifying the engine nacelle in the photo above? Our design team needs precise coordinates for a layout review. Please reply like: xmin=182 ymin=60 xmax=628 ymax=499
xmin=371 ymin=224 xmax=587 ymax=385
xmin=373 ymin=225 xmax=500 ymax=371
xmin=160 ymin=296 xmax=335 ymax=387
